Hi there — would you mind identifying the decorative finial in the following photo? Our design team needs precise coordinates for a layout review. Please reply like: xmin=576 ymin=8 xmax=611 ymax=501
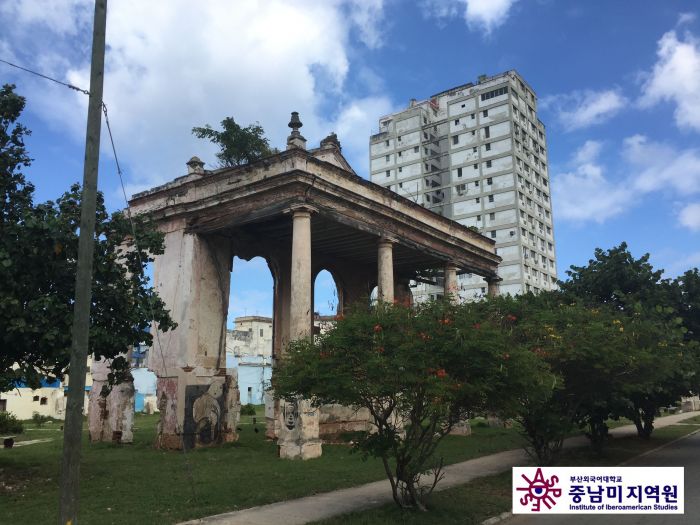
xmin=320 ymin=132 xmax=341 ymax=151
xmin=286 ymin=111 xmax=307 ymax=150
xmin=186 ymin=155 xmax=205 ymax=175
xmin=288 ymin=111 xmax=303 ymax=132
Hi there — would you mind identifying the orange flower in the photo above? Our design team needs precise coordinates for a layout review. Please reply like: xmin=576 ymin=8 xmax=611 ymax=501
xmin=377 ymin=346 xmax=385 ymax=354
xmin=373 ymin=324 xmax=383 ymax=333
xmin=473 ymin=322 xmax=481 ymax=330
xmin=436 ymin=368 xmax=447 ymax=378
xmin=506 ymin=314 xmax=517 ymax=322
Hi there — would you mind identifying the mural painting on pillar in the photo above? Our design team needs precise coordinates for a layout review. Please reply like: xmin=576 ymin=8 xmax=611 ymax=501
xmin=184 ymin=381 xmax=224 ymax=449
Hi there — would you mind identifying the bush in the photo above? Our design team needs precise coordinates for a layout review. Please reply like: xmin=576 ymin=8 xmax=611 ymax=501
xmin=240 ymin=404 xmax=257 ymax=416
xmin=274 ymin=300 xmax=533 ymax=511
xmin=0 ymin=411 xmax=24 ymax=434
xmin=31 ymin=412 xmax=50 ymax=427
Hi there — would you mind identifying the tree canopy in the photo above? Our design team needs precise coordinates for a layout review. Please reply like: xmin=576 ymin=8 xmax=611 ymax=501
xmin=192 ymin=117 xmax=274 ymax=168
xmin=0 ymin=84 xmax=175 ymax=392
xmin=274 ymin=299 xmax=542 ymax=510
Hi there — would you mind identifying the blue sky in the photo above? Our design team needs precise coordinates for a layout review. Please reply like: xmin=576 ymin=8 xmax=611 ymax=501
xmin=1 ymin=0 xmax=699 ymax=324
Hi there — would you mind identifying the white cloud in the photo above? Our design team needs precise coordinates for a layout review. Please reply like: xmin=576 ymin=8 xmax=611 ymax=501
xmin=541 ymin=89 xmax=627 ymax=131
xmin=679 ymin=202 xmax=700 ymax=231
xmin=328 ymin=95 xmax=396 ymax=173
xmin=639 ymin=27 xmax=700 ymax=131
xmin=555 ymin=134 xmax=700 ymax=229
xmin=464 ymin=0 xmax=518 ymax=34
xmin=0 ymin=0 xmax=388 ymax=203
xmin=552 ymin=141 xmax=629 ymax=223
xmin=420 ymin=0 xmax=518 ymax=34
xmin=622 ymin=135 xmax=700 ymax=195
xmin=678 ymin=13 xmax=697 ymax=26
xmin=419 ymin=0 xmax=461 ymax=21
xmin=347 ymin=0 xmax=385 ymax=49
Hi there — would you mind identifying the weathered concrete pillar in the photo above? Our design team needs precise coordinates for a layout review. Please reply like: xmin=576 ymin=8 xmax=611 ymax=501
xmin=88 ymin=356 xmax=135 ymax=444
xmin=394 ymin=278 xmax=413 ymax=307
xmin=278 ymin=207 xmax=321 ymax=459
xmin=149 ymin=221 xmax=239 ymax=450
xmin=444 ymin=263 xmax=459 ymax=304
xmin=290 ymin=208 xmax=313 ymax=339
xmin=266 ymin=252 xmax=291 ymax=440
xmin=377 ymin=238 xmax=395 ymax=303
xmin=487 ymin=277 xmax=499 ymax=298
xmin=88 ymin=241 xmax=136 ymax=443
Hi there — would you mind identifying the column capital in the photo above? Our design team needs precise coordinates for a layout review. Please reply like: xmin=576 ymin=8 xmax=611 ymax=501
xmin=377 ymin=236 xmax=397 ymax=246
xmin=285 ymin=204 xmax=318 ymax=216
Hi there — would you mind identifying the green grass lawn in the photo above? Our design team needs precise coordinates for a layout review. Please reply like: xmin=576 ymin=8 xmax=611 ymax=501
xmin=678 ymin=413 xmax=700 ymax=424
xmin=311 ymin=424 xmax=698 ymax=525
xmin=0 ymin=412 xmax=523 ymax=524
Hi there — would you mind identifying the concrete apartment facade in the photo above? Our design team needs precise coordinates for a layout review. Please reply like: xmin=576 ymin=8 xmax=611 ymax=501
xmin=369 ymin=70 xmax=557 ymax=299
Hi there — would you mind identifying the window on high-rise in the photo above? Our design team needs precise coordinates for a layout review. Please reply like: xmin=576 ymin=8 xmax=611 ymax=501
xmin=483 ymin=109 xmax=489 ymax=117
xmin=490 ymin=231 xmax=496 ymax=239
xmin=485 ymin=143 xmax=491 ymax=151
xmin=487 ymin=178 xmax=493 ymax=185
xmin=457 ymin=167 xmax=463 ymax=177
xmin=488 ymin=195 xmax=494 ymax=203
xmin=414 ymin=146 xmax=419 ymax=153
xmin=486 ymin=160 xmax=492 ymax=168
xmin=452 ymin=135 xmax=459 ymax=145
xmin=454 ymin=119 xmax=460 ymax=125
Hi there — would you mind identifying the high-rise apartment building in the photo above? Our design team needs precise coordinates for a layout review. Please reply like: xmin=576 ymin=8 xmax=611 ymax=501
xmin=369 ymin=70 xmax=557 ymax=300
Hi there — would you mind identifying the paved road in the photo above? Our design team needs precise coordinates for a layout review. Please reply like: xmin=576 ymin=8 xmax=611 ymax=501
xmin=507 ymin=429 xmax=700 ymax=525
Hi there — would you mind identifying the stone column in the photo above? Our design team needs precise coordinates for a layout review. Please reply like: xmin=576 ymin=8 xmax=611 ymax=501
xmin=278 ymin=207 xmax=321 ymax=459
xmin=394 ymin=278 xmax=413 ymax=307
xmin=444 ymin=263 xmax=459 ymax=304
xmin=487 ymin=277 xmax=499 ymax=298
xmin=149 ymin=221 xmax=239 ymax=450
xmin=88 ymin=240 xmax=136 ymax=444
xmin=290 ymin=208 xmax=313 ymax=339
xmin=377 ymin=238 xmax=395 ymax=303
xmin=87 ymin=356 xmax=135 ymax=444
xmin=266 ymin=252 xmax=291 ymax=440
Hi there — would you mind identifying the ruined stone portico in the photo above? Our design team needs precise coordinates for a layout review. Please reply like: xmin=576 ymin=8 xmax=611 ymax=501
xmin=128 ymin=113 xmax=501 ymax=459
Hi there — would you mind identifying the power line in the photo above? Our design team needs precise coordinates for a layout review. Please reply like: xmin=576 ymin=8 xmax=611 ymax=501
xmin=0 ymin=57 xmax=90 ymax=96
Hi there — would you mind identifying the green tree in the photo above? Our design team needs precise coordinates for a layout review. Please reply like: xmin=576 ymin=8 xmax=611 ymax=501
xmin=560 ymin=243 xmax=696 ymax=439
xmin=274 ymin=300 xmax=531 ymax=511
xmin=675 ymin=268 xmax=700 ymax=343
xmin=0 ymin=84 xmax=176 ymax=392
xmin=561 ymin=242 xmax=676 ymax=309
xmin=192 ymin=117 xmax=274 ymax=168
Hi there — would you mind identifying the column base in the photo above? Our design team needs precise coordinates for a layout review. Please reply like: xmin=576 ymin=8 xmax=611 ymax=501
xmin=278 ymin=439 xmax=322 ymax=460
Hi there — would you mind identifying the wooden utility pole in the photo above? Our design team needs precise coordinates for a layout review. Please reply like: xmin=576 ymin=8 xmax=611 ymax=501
xmin=58 ymin=1 xmax=107 ymax=523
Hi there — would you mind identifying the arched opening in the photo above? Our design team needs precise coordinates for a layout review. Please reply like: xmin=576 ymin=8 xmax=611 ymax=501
xmin=313 ymin=269 xmax=340 ymax=335
xmin=226 ymin=256 xmax=273 ymax=414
